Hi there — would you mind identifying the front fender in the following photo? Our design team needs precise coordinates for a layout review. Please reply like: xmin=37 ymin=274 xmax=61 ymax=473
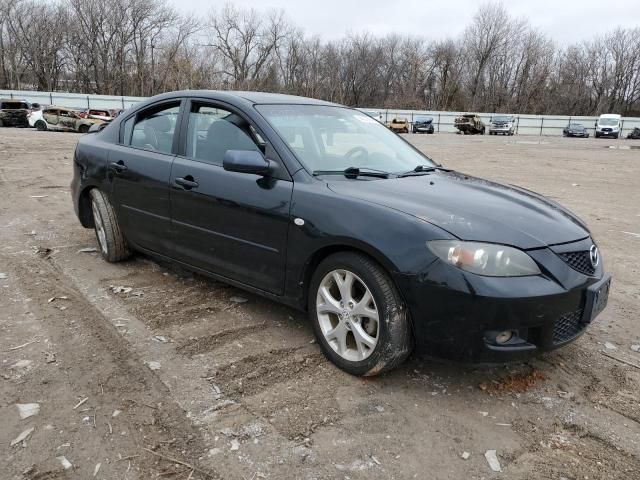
xmin=284 ymin=174 xmax=454 ymax=307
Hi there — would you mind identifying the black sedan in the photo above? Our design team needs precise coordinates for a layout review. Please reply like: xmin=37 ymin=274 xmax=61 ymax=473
xmin=563 ymin=123 xmax=590 ymax=138
xmin=71 ymin=91 xmax=611 ymax=376
xmin=412 ymin=115 xmax=435 ymax=134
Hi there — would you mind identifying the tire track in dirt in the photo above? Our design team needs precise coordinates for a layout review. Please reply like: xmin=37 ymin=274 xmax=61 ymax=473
xmin=1 ymin=250 xmax=225 ymax=480
xmin=177 ymin=322 xmax=269 ymax=356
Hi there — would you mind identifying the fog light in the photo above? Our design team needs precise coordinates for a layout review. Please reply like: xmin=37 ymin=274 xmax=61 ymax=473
xmin=495 ymin=330 xmax=514 ymax=344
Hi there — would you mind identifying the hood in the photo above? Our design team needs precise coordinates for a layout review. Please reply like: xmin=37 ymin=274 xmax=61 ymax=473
xmin=327 ymin=171 xmax=589 ymax=249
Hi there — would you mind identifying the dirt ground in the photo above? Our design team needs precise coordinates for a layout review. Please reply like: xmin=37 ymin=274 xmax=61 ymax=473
xmin=1 ymin=128 xmax=639 ymax=480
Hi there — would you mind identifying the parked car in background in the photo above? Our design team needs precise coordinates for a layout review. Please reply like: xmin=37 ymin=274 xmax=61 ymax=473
xmin=595 ymin=114 xmax=621 ymax=138
xmin=489 ymin=115 xmax=515 ymax=135
xmin=412 ymin=116 xmax=434 ymax=134
xmin=0 ymin=99 xmax=30 ymax=127
xmin=627 ymin=127 xmax=640 ymax=139
xmin=33 ymin=106 xmax=104 ymax=133
xmin=563 ymin=123 xmax=590 ymax=138
xmin=79 ymin=109 xmax=113 ymax=121
xmin=386 ymin=117 xmax=409 ymax=133
xmin=454 ymin=114 xmax=485 ymax=135
xmin=71 ymin=90 xmax=611 ymax=376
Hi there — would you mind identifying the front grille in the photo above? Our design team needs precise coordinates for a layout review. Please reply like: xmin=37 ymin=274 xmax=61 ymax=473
xmin=553 ymin=309 xmax=585 ymax=344
xmin=602 ymin=128 xmax=612 ymax=132
xmin=559 ymin=251 xmax=595 ymax=276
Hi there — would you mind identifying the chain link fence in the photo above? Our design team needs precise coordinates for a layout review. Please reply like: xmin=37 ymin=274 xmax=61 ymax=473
xmin=2 ymin=89 xmax=639 ymax=137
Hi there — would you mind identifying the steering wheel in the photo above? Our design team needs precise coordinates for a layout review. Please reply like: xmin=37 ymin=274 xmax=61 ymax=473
xmin=345 ymin=146 xmax=369 ymax=164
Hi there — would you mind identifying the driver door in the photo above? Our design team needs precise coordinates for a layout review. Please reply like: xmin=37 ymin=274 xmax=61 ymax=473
xmin=59 ymin=111 xmax=77 ymax=131
xmin=170 ymin=100 xmax=293 ymax=294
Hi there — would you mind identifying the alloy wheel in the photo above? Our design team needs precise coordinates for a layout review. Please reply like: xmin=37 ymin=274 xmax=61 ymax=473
xmin=316 ymin=269 xmax=379 ymax=362
xmin=92 ymin=200 xmax=108 ymax=255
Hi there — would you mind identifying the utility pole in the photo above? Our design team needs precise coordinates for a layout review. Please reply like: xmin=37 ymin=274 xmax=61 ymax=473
xmin=150 ymin=43 xmax=155 ymax=96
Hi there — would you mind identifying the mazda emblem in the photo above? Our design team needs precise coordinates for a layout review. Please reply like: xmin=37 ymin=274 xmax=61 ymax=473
xmin=589 ymin=245 xmax=599 ymax=268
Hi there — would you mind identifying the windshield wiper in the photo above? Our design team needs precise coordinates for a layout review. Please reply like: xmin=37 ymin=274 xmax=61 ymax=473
xmin=312 ymin=166 xmax=390 ymax=179
xmin=397 ymin=164 xmax=450 ymax=178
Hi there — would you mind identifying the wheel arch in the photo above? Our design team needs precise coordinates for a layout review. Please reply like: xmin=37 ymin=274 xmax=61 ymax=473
xmin=78 ymin=184 xmax=98 ymax=228
xmin=299 ymin=241 xmax=404 ymax=311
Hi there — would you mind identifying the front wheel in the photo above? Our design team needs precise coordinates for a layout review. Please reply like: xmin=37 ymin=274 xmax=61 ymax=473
xmin=35 ymin=120 xmax=47 ymax=131
xmin=309 ymin=252 xmax=413 ymax=376
xmin=78 ymin=124 xmax=89 ymax=134
xmin=89 ymin=189 xmax=131 ymax=263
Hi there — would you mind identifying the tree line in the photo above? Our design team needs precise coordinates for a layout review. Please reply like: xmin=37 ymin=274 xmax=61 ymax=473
xmin=1 ymin=0 xmax=639 ymax=116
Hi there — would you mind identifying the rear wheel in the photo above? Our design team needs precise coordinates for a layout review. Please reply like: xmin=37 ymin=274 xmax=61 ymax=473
xmin=79 ymin=124 xmax=89 ymax=134
xmin=309 ymin=252 xmax=413 ymax=376
xmin=89 ymin=189 xmax=131 ymax=263
xmin=35 ymin=120 xmax=47 ymax=131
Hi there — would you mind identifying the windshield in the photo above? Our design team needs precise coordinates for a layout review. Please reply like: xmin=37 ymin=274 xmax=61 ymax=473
xmin=256 ymin=105 xmax=434 ymax=174
xmin=493 ymin=116 xmax=512 ymax=122
xmin=599 ymin=118 xmax=619 ymax=126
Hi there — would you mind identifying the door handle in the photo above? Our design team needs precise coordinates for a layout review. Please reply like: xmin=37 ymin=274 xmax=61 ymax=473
xmin=110 ymin=160 xmax=128 ymax=173
xmin=175 ymin=176 xmax=199 ymax=190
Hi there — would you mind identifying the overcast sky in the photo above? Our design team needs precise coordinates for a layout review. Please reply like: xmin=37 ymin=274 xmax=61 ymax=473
xmin=170 ymin=0 xmax=639 ymax=44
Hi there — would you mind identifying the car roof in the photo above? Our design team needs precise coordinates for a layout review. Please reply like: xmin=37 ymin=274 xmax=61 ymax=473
xmin=144 ymin=90 xmax=339 ymax=107
xmin=46 ymin=106 xmax=75 ymax=112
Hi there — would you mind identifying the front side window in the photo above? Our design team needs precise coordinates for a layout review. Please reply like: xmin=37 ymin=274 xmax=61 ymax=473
xmin=130 ymin=103 xmax=180 ymax=154
xmin=185 ymin=104 xmax=260 ymax=166
xmin=256 ymin=105 xmax=434 ymax=174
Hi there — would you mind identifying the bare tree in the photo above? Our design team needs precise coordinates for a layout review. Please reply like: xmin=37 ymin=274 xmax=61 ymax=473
xmin=1 ymin=0 xmax=638 ymax=116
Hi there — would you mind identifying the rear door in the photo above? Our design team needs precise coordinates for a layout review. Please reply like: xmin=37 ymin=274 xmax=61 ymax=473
xmin=109 ymin=100 xmax=183 ymax=256
xmin=169 ymin=100 xmax=293 ymax=294
xmin=43 ymin=109 xmax=60 ymax=129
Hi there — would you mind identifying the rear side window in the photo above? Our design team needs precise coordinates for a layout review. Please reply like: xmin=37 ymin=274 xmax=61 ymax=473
xmin=185 ymin=104 xmax=260 ymax=166
xmin=129 ymin=103 xmax=180 ymax=154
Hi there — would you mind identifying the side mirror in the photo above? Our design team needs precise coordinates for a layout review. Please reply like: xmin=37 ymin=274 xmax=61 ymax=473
xmin=223 ymin=150 xmax=272 ymax=176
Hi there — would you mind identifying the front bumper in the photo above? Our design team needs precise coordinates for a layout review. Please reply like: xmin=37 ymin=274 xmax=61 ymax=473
xmin=393 ymin=238 xmax=609 ymax=362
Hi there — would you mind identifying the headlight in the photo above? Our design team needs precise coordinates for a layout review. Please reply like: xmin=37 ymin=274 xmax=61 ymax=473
xmin=426 ymin=240 xmax=541 ymax=277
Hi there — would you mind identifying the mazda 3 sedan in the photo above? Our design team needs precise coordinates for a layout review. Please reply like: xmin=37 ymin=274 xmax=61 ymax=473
xmin=71 ymin=91 xmax=611 ymax=376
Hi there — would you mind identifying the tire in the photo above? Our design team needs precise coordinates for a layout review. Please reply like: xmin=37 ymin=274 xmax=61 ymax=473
xmin=309 ymin=252 xmax=413 ymax=376
xmin=35 ymin=120 xmax=47 ymax=131
xmin=0 ymin=119 xmax=4 ymax=127
xmin=614 ymin=133 xmax=619 ymax=139
xmin=89 ymin=189 xmax=131 ymax=263
xmin=79 ymin=124 xmax=89 ymax=134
